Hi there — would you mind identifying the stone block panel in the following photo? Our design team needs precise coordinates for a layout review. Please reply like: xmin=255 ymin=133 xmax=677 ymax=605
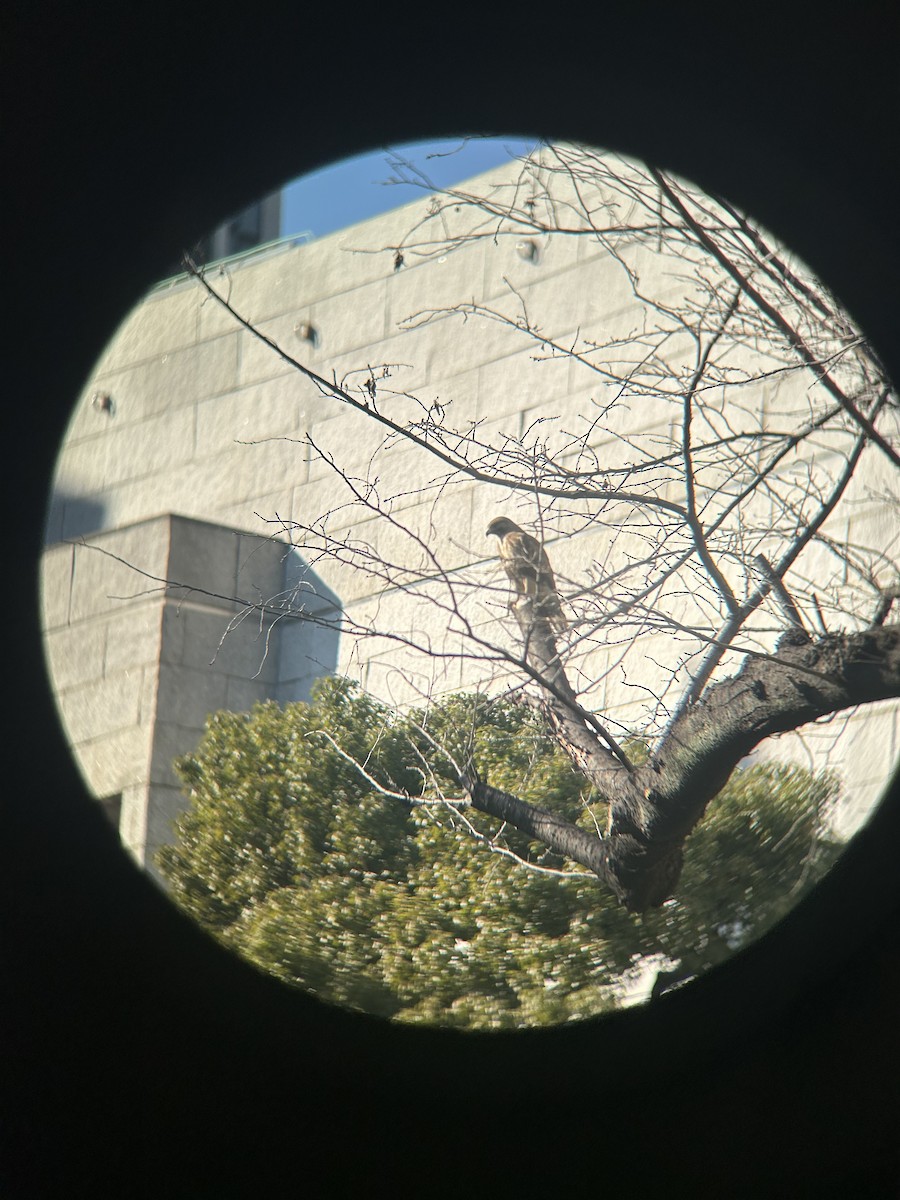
xmin=89 ymin=440 xmax=295 ymax=535
xmin=235 ymin=529 xmax=292 ymax=604
xmin=337 ymin=198 xmax=469 ymax=290
xmin=224 ymin=675 xmax=276 ymax=713
xmin=143 ymin=784 xmax=191 ymax=874
xmin=155 ymin=662 xmax=230 ymax=730
xmin=355 ymin=444 xmax=475 ymax=517
xmin=43 ymin=619 xmax=108 ymax=692
xmin=91 ymin=286 xmax=204 ymax=374
xmin=359 ymin=650 xmax=466 ymax=708
xmin=149 ymin=719 xmax=206 ymax=791
xmin=304 ymin=409 xmax=398 ymax=484
xmin=165 ymin=516 xmax=241 ymax=602
xmin=321 ymin=331 xmax=431 ymax=403
xmin=59 ymin=667 xmax=149 ymax=746
xmin=40 ymin=543 xmax=75 ymax=630
xmin=196 ymin=248 xmax=315 ymax=332
xmin=303 ymin=275 xmax=392 ymax=359
xmin=402 ymin=306 xmax=531 ymax=386
xmin=211 ymin=496 xmax=298 ymax=538
xmin=163 ymin=601 xmax=279 ymax=683
xmin=277 ymin=612 xmax=341 ymax=704
xmin=57 ymin=404 xmax=196 ymax=496
xmin=558 ymin=383 xmax=681 ymax=446
xmin=476 ymin=344 xmax=573 ymax=424
xmin=386 ymin=238 xmax=489 ymax=329
xmin=481 ymin=229 xmax=585 ymax=303
xmin=73 ymin=724 xmax=154 ymax=800
xmin=413 ymin=364 xmax=480 ymax=431
xmin=67 ymin=519 xmax=171 ymax=625
xmin=499 ymin=256 xmax=640 ymax=348
xmin=68 ymin=334 xmax=240 ymax=440
xmin=104 ymin=603 xmax=165 ymax=675
xmin=338 ymin=568 xmax=499 ymax=703
xmin=194 ymin=377 xmax=306 ymax=460
xmin=236 ymin=312 xmax=315 ymax=388
xmin=201 ymin=518 xmax=290 ymax=603
xmin=836 ymin=703 xmax=899 ymax=788
xmin=120 ymin=782 xmax=150 ymax=861
xmin=218 ymin=430 xmax=311 ymax=515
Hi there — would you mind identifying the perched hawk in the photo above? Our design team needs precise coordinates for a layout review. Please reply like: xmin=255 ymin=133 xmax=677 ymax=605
xmin=486 ymin=517 xmax=567 ymax=635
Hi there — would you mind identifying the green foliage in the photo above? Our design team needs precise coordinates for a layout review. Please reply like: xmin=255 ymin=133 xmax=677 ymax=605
xmin=158 ymin=677 xmax=843 ymax=1029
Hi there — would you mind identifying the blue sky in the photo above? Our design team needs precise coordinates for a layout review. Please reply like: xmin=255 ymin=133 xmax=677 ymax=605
xmin=280 ymin=136 xmax=537 ymax=242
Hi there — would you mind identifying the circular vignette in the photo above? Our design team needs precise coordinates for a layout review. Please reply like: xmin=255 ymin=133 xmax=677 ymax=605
xmin=11 ymin=48 xmax=900 ymax=1190
xmin=36 ymin=135 xmax=900 ymax=1042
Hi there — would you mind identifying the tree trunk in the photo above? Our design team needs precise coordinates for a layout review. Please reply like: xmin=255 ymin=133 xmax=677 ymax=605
xmin=466 ymin=601 xmax=900 ymax=912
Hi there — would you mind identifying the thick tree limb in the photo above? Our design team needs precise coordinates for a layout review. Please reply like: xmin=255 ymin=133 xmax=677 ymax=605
xmin=461 ymin=771 xmax=681 ymax=910
xmin=652 ymin=624 xmax=900 ymax=813
xmin=469 ymin=611 xmax=900 ymax=911
xmin=510 ymin=597 xmax=632 ymax=776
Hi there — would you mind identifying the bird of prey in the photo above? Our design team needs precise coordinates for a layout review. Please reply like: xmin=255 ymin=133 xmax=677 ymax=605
xmin=486 ymin=517 xmax=567 ymax=635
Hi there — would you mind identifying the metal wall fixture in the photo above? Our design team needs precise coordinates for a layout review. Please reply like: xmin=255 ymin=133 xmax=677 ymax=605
xmin=516 ymin=239 xmax=540 ymax=264
xmin=294 ymin=321 xmax=319 ymax=347
xmin=91 ymin=391 xmax=115 ymax=416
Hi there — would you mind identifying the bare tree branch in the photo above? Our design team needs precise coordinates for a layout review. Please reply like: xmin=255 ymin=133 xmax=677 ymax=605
xmin=650 ymin=168 xmax=900 ymax=470
xmin=134 ymin=145 xmax=898 ymax=912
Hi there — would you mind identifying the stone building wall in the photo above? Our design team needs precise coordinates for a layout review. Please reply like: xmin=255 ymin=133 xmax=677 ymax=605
xmin=40 ymin=515 xmax=332 ymax=870
xmin=41 ymin=157 xmax=898 ymax=867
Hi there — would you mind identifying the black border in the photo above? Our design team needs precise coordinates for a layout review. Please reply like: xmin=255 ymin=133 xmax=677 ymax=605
xmin=5 ymin=6 xmax=899 ymax=1194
